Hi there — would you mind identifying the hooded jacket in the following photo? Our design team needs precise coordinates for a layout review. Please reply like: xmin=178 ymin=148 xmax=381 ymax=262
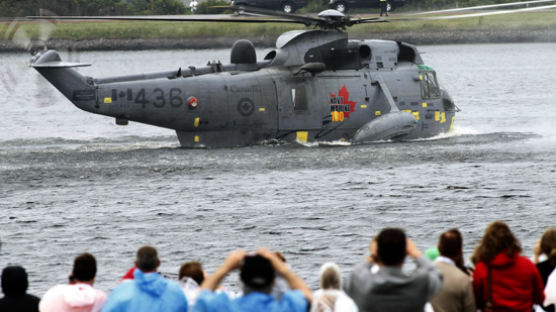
xmin=473 ymin=251 xmax=545 ymax=311
xmin=101 ymin=269 xmax=188 ymax=312
xmin=343 ymin=256 xmax=442 ymax=312
xmin=0 ymin=266 xmax=40 ymax=312
xmin=39 ymin=283 xmax=107 ymax=312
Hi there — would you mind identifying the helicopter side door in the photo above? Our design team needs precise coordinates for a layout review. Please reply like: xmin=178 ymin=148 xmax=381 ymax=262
xmin=273 ymin=75 xmax=325 ymax=131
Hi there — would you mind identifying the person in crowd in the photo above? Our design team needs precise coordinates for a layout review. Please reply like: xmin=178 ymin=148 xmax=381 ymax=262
xmin=0 ymin=266 xmax=40 ymax=312
xmin=472 ymin=221 xmax=544 ymax=311
xmin=379 ymin=0 xmax=388 ymax=16
xmin=40 ymin=253 xmax=107 ymax=312
xmin=120 ymin=266 xmax=136 ymax=281
xmin=535 ymin=228 xmax=556 ymax=312
xmin=193 ymin=248 xmax=311 ymax=312
xmin=311 ymin=262 xmax=358 ymax=312
xmin=429 ymin=228 xmax=475 ymax=312
xmin=344 ymin=228 xmax=443 ymax=311
xmin=178 ymin=261 xmax=205 ymax=308
xmin=101 ymin=246 xmax=188 ymax=312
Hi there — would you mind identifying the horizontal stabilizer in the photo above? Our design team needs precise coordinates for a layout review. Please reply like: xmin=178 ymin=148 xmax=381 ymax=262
xmin=31 ymin=61 xmax=91 ymax=68
xmin=30 ymin=50 xmax=90 ymax=68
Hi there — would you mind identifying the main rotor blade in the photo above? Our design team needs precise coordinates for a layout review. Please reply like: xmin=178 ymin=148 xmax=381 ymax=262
xmin=406 ymin=0 xmax=556 ymax=16
xmin=26 ymin=14 xmax=305 ymax=24
xmin=412 ymin=3 xmax=556 ymax=20
xmin=351 ymin=17 xmax=389 ymax=25
xmin=227 ymin=5 xmax=328 ymax=25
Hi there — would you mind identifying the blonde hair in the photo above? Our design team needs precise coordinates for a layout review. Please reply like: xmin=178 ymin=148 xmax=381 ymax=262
xmin=320 ymin=262 xmax=341 ymax=290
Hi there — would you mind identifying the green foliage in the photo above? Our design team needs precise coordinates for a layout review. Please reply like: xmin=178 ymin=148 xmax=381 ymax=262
xmin=196 ymin=0 xmax=231 ymax=14
xmin=146 ymin=0 xmax=187 ymax=14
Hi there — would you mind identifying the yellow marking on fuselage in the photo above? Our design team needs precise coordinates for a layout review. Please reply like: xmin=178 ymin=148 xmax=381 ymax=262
xmin=296 ymin=131 xmax=308 ymax=143
xmin=104 ymin=97 xmax=112 ymax=104
xmin=194 ymin=135 xmax=200 ymax=143
xmin=194 ymin=117 xmax=200 ymax=128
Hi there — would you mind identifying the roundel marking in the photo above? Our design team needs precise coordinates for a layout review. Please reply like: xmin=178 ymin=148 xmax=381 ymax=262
xmin=187 ymin=96 xmax=199 ymax=109
xmin=237 ymin=98 xmax=255 ymax=117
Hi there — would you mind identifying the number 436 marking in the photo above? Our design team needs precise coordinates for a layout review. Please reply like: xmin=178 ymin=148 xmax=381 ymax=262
xmin=111 ymin=88 xmax=184 ymax=108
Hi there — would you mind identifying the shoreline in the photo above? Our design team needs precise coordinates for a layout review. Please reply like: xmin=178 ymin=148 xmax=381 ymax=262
xmin=2 ymin=28 xmax=556 ymax=52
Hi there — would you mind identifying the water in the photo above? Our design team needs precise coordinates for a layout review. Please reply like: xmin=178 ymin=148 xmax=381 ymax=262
xmin=1 ymin=43 xmax=555 ymax=296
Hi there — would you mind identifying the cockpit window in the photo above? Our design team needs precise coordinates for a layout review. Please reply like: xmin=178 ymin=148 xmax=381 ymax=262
xmin=421 ymin=71 xmax=441 ymax=99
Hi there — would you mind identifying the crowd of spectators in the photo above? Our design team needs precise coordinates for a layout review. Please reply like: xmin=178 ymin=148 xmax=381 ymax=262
xmin=1 ymin=221 xmax=555 ymax=312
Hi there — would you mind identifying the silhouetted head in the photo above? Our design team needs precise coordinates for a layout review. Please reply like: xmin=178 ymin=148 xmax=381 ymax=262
xmin=319 ymin=262 xmax=341 ymax=290
xmin=1 ymin=266 xmax=28 ymax=296
xmin=136 ymin=246 xmax=160 ymax=272
xmin=377 ymin=228 xmax=407 ymax=266
xmin=472 ymin=221 xmax=522 ymax=264
xmin=540 ymin=228 xmax=556 ymax=265
xmin=179 ymin=261 xmax=204 ymax=285
xmin=72 ymin=253 xmax=97 ymax=282
xmin=438 ymin=228 xmax=463 ymax=260
xmin=240 ymin=254 xmax=275 ymax=294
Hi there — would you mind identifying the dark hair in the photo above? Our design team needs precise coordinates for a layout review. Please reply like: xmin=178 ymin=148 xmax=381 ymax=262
xmin=1 ymin=266 xmax=28 ymax=296
xmin=136 ymin=246 xmax=159 ymax=272
xmin=438 ymin=228 xmax=463 ymax=259
xmin=72 ymin=253 xmax=97 ymax=281
xmin=377 ymin=228 xmax=407 ymax=266
xmin=179 ymin=262 xmax=204 ymax=285
xmin=240 ymin=254 xmax=275 ymax=291
xmin=540 ymin=228 xmax=556 ymax=265
xmin=471 ymin=221 xmax=522 ymax=264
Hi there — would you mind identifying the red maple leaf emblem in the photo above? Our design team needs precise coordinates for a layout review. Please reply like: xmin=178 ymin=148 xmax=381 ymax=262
xmin=329 ymin=85 xmax=357 ymax=118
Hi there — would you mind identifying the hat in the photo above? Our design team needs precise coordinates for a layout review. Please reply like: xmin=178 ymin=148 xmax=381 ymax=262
xmin=240 ymin=254 xmax=275 ymax=290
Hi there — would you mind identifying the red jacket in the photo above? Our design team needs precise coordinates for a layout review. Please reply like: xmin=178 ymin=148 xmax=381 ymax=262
xmin=473 ymin=251 xmax=545 ymax=311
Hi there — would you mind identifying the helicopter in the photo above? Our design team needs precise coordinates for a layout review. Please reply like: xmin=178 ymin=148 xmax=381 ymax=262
xmin=28 ymin=0 xmax=556 ymax=148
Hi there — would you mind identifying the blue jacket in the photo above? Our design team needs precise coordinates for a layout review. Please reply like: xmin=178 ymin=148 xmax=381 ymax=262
xmin=193 ymin=289 xmax=307 ymax=312
xmin=102 ymin=269 xmax=188 ymax=312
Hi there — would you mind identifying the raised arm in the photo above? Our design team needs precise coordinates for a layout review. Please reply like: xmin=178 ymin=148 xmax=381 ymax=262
xmin=200 ymin=250 xmax=246 ymax=291
xmin=257 ymin=248 xmax=313 ymax=302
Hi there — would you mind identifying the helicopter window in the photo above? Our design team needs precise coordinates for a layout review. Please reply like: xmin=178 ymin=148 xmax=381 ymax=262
xmin=421 ymin=71 xmax=441 ymax=99
xmin=264 ymin=50 xmax=276 ymax=60
xmin=292 ymin=86 xmax=308 ymax=111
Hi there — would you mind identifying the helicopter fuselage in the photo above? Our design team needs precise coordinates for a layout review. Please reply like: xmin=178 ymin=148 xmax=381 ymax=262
xmin=33 ymin=30 xmax=456 ymax=148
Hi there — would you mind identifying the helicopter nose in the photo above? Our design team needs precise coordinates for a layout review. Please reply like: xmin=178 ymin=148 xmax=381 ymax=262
xmin=441 ymin=89 xmax=456 ymax=112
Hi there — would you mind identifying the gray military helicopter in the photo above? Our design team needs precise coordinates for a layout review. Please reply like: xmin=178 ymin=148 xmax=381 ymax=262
xmin=29 ymin=0 xmax=556 ymax=148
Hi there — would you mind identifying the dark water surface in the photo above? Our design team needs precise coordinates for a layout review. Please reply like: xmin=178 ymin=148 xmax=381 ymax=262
xmin=1 ymin=44 xmax=555 ymax=295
